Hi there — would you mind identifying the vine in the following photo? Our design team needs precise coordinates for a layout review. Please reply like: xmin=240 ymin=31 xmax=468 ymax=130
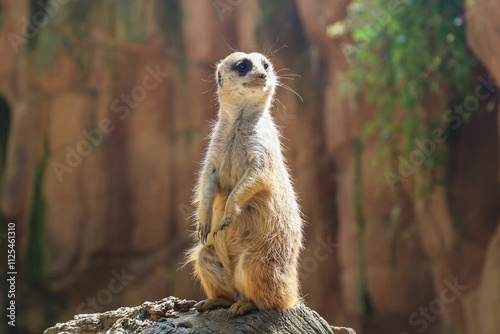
xmin=329 ymin=0 xmax=477 ymax=196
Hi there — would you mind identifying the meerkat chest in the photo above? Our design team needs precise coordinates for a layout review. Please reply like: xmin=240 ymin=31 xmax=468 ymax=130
xmin=213 ymin=129 xmax=255 ymax=190
xmin=221 ymin=137 xmax=249 ymax=186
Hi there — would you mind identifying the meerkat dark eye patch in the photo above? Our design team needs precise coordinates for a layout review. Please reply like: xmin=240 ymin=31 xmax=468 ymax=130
xmin=233 ymin=59 xmax=252 ymax=76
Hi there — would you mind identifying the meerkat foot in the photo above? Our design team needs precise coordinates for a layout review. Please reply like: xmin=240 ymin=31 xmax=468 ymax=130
xmin=198 ymin=220 xmax=211 ymax=244
xmin=228 ymin=299 xmax=257 ymax=317
xmin=212 ymin=216 xmax=233 ymax=237
xmin=195 ymin=297 xmax=233 ymax=312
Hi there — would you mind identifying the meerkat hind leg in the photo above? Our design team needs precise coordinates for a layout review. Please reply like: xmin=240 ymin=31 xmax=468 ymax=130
xmin=195 ymin=297 xmax=234 ymax=312
xmin=228 ymin=299 xmax=257 ymax=317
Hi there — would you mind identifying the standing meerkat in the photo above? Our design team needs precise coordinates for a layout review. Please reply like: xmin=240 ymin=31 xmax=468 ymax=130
xmin=188 ymin=52 xmax=303 ymax=317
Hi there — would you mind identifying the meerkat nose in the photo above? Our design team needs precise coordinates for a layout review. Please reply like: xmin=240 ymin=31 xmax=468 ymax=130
xmin=258 ymin=73 xmax=267 ymax=79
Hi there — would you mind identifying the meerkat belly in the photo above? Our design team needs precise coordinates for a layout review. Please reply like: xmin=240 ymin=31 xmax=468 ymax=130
xmin=212 ymin=194 xmax=271 ymax=263
xmin=212 ymin=138 xmax=270 ymax=247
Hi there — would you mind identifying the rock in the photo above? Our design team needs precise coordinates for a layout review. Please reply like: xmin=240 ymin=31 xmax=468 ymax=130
xmin=44 ymin=296 xmax=356 ymax=334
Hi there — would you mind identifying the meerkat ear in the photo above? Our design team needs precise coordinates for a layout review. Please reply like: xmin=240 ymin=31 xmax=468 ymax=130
xmin=217 ymin=71 xmax=223 ymax=87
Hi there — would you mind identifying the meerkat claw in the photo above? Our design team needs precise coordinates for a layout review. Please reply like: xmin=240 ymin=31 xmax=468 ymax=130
xmin=228 ymin=300 xmax=257 ymax=317
xmin=195 ymin=298 xmax=233 ymax=312
xmin=198 ymin=221 xmax=210 ymax=244
xmin=213 ymin=216 xmax=233 ymax=237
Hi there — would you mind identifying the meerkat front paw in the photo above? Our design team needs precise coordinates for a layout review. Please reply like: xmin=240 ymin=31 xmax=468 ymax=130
xmin=212 ymin=215 xmax=233 ymax=237
xmin=198 ymin=220 xmax=211 ymax=244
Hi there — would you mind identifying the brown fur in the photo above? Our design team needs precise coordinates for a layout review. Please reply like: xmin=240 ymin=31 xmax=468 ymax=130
xmin=187 ymin=52 xmax=303 ymax=316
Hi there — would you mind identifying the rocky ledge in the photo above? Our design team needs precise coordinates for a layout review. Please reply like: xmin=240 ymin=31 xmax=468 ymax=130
xmin=44 ymin=296 xmax=356 ymax=334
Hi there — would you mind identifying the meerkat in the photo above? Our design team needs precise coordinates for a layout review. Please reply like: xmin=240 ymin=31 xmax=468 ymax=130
xmin=187 ymin=52 xmax=303 ymax=317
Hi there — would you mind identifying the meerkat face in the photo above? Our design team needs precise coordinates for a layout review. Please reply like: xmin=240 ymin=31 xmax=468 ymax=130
xmin=216 ymin=52 xmax=276 ymax=106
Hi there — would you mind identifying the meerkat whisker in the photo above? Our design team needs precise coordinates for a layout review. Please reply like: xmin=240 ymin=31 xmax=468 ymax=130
xmin=275 ymin=67 xmax=291 ymax=73
xmin=263 ymin=39 xmax=281 ymax=57
xmin=274 ymin=97 xmax=287 ymax=110
xmin=276 ymin=82 xmax=304 ymax=102
xmin=277 ymin=74 xmax=301 ymax=78
xmin=222 ymin=36 xmax=238 ymax=53
xmin=200 ymin=88 xmax=215 ymax=95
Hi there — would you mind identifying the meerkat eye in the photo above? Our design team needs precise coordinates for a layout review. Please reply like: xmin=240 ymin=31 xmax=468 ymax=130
xmin=233 ymin=59 xmax=252 ymax=75
xmin=237 ymin=62 xmax=247 ymax=71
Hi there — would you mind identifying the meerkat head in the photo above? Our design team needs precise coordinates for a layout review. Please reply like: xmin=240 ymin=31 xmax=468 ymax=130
xmin=215 ymin=52 xmax=276 ymax=109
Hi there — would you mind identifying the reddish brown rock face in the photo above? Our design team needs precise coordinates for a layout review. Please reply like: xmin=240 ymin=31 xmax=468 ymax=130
xmin=0 ymin=1 xmax=498 ymax=334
